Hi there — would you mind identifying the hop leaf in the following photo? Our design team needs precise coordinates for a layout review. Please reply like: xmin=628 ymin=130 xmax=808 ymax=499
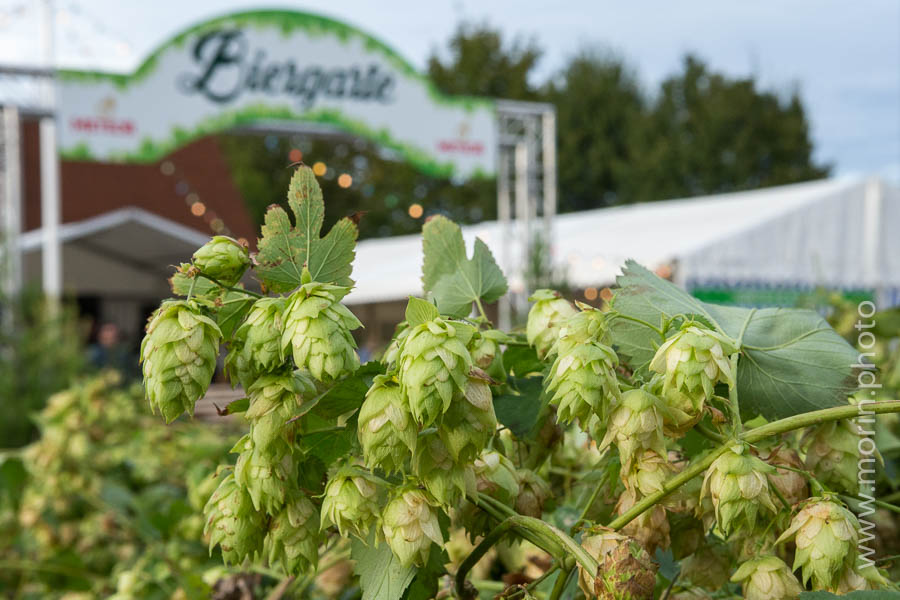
xmin=358 ymin=375 xmax=417 ymax=474
xmin=699 ymin=445 xmax=778 ymax=537
xmin=226 ymin=297 xmax=286 ymax=388
xmin=282 ymin=280 xmax=362 ymax=381
xmin=731 ymin=555 xmax=803 ymax=600
xmin=320 ymin=467 xmax=381 ymax=539
xmin=192 ymin=235 xmax=250 ymax=287
xmin=381 ymin=486 xmax=444 ymax=568
xmin=266 ymin=493 xmax=320 ymax=575
xmin=526 ymin=289 xmax=577 ymax=360
xmin=203 ymin=472 xmax=265 ymax=565
xmin=140 ymin=300 xmax=222 ymax=423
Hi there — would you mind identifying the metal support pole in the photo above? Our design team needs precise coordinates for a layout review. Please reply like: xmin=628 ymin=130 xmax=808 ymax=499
xmin=40 ymin=118 xmax=61 ymax=299
xmin=497 ymin=147 xmax=512 ymax=330
xmin=514 ymin=141 xmax=529 ymax=317
xmin=2 ymin=106 xmax=22 ymax=299
xmin=541 ymin=110 xmax=557 ymax=265
xmin=862 ymin=177 xmax=883 ymax=306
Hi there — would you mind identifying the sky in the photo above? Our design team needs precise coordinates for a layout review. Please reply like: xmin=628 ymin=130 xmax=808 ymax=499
xmin=1 ymin=0 xmax=898 ymax=180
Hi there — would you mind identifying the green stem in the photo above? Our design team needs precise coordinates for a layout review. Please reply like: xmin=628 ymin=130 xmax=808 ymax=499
xmin=841 ymin=495 xmax=900 ymax=516
xmin=186 ymin=274 xmax=198 ymax=301
xmin=608 ymin=311 xmax=664 ymax=337
xmin=474 ymin=297 xmax=491 ymax=325
xmin=571 ymin=481 xmax=605 ymax=534
xmin=0 ymin=559 xmax=102 ymax=580
xmin=549 ymin=568 xmax=573 ymax=600
xmin=196 ymin=271 xmax=263 ymax=298
xmin=728 ymin=353 xmax=742 ymax=434
xmin=767 ymin=475 xmax=792 ymax=511
xmin=695 ymin=423 xmax=726 ymax=443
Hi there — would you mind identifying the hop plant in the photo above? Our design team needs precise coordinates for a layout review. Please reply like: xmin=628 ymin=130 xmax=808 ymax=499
xmin=226 ymin=298 xmax=286 ymax=388
xmin=514 ymin=469 xmax=552 ymax=518
xmin=472 ymin=450 xmax=520 ymax=506
xmin=282 ymin=280 xmax=362 ymax=381
xmin=245 ymin=372 xmax=316 ymax=452
xmin=649 ymin=325 xmax=736 ymax=411
xmin=546 ymin=317 xmax=621 ymax=425
xmin=358 ymin=375 xmax=416 ymax=474
xmin=775 ymin=497 xmax=859 ymax=589
xmin=203 ymin=473 xmax=265 ymax=565
xmin=438 ymin=373 xmax=498 ymax=464
xmin=801 ymin=419 xmax=861 ymax=495
xmin=616 ymin=488 xmax=671 ymax=555
xmin=398 ymin=317 xmax=474 ymax=427
xmin=266 ymin=494 xmax=320 ymax=575
xmin=232 ymin=434 xmax=295 ymax=514
xmin=526 ymin=289 xmax=576 ymax=360
xmin=413 ymin=431 xmax=472 ymax=506
xmin=579 ymin=528 xmax=657 ymax=600
xmin=140 ymin=300 xmax=222 ymax=423
xmin=699 ymin=445 xmax=778 ymax=537
xmin=382 ymin=487 xmax=444 ymax=568
xmin=623 ymin=449 xmax=674 ymax=497
xmin=730 ymin=556 xmax=803 ymax=600
xmin=192 ymin=235 xmax=250 ymax=286
xmin=765 ymin=447 xmax=809 ymax=507
xmin=470 ymin=329 xmax=506 ymax=381
xmin=600 ymin=389 xmax=667 ymax=471
xmin=832 ymin=559 xmax=891 ymax=593
xmin=320 ymin=467 xmax=380 ymax=539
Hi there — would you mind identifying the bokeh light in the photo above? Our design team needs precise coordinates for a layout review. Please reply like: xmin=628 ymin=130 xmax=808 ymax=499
xmin=312 ymin=161 xmax=327 ymax=176
xmin=584 ymin=287 xmax=599 ymax=300
xmin=210 ymin=218 xmax=225 ymax=233
xmin=338 ymin=173 xmax=353 ymax=188
xmin=190 ymin=202 xmax=206 ymax=217
xmin=289 ymin=148 xmax=303 ymax=163
xmin=408 ymin=203 xmax=424 ymax=219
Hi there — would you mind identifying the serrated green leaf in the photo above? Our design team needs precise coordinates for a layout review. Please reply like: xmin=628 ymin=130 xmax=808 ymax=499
xmin=352 ymin=531 xmax=417 ymax=600
xmin=215 ymin=291 xmax=255 ymax=339
xmin=405 ymin=297 xmax=440 ymax=327
xmin=255 ymin=167 xmax=357 ymax=292
xmin=503 ymin=345 xmax=545 ymax=377
xmin=494 ymin=376 xmax=544 ymax=438
xmin=609 ymin=260 xmax=860 ymax=420
xmin=421 ymin=216 xmax=507 ymax=317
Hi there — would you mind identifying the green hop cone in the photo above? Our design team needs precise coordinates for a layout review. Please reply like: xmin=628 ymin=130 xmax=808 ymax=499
xmin=192 ymin=235 xmax=250 ymax=286
xmin=381 ymin=321 xmax=409 ymax=366
xmin=775 ymin=497 xmax=859 ymax=589
xmin=616 ymin=488 xmax=671 ymax=555
xmin=600 ymin=389 xmax=667 ymax=471
xmin=358 ymin=375 xmax=416 ymax=474
xmin=245 ymin=371 xmax=317 ymax=452
xmin=399 ymin=317 xmax=474 ymax=427
xmin=282 ymin=280 xmax=362 ymax=381
xmin=226 ymin=297 xmax=286 ymax=389
xmin=526 ymin=289 xmax=577 ymax=360
xmin=266 ymin=493 xmax=320 ymax=575
xmin=832 ymin=559 xmax=891 ymax=593
xmin=470 ymin=329 xmax=506 ymax=382
xmin=623 ymin=449 xmax=675 ymax=497
xmin=473 ymin=450 xmax=520 ymax=505
xmin=801 ymin=419 xmax=861 ymax=495
xmin=438 ymin=372 xmax=497 ymax=464
xmin=320 ymin=467 xmax=381 ymax=539
xmin=579 ymin=528 xmax=657 ymax=600
xmin=514 ymin=469 xmax=552 ymax=518
xmin=731 ymin=555 xmax=803 ymax=600
xmin=546 ymin=322 xmax=621 ymax=426
xmin=203 ymin=472 xmax=265 ymax=565
xmin=232 ymin=434 xmax=295 ymax=514
xmin=413 ymin=431 xmax=472 ymax=506
xmin=764 ymin=447 xmax=809 ymax=507
xmin=650 ymin=325 xmax=736 ymax=408
xmin=381 ymin=486 xmax=444 ymax=568
xmin=140 ymin=300 xmax=222 ymax=423
xmin=699 ymin=445 xmax=778 ymax=537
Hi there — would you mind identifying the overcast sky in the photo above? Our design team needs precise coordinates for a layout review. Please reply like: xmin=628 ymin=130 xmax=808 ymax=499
xmin=1 ymin=0 xmax=897 ymax=180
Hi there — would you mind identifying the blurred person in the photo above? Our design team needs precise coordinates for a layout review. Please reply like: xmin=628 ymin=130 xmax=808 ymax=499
xmin=87 ymin=322 xmax=135 ymax=377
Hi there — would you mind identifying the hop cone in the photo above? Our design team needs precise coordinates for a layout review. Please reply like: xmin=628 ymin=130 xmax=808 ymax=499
xmin=546 ymin=326 xmax=620 ymax=426
xmin=192 ymin=235 xmax=250 ymax=286
xmin=382 ymin=487 xmax=443 ymax=568
xmin=245 ymin=371 xmax=317 ymax=451
xmin=399 ymin=317 xmax=474 ymax=427
xmin=140 ymin=300 xmax=222 ymax=423
xmin=765 ymin=447 xmax=809 ymax=507
xmin=526 ymin=289 xmax=577 ymax=360
xmin=776 ymin=497 xmax=859 ymax=589
xmin=226 ymin=297 xmax=286 ymax=388
xmin=282 ymin=281 xmax=362 ymax=381
xmin=413 ymin=431 xmax=472 ymax=506
xmin=650 ymin=325 xmax=736 ymax=409
xmin=616 ymin=488 xmax=671 ymax=555
xmin=233 ymin=434 xmax=295 ymax=514
xmin=358 ymin=375 xmax=416 ymax=473
xmin=731 ymin=556 xmax=803 ymax=600
xmin=266 ymin=494 xmax=320 ymax=574
xmin=472 ymin=450 xmax=520 ymax=505
xmin=320 ymin=467 xmax=380 ymax=539
xmin=623 ymin=449 xmax=674 ymax=497
xmin=579 ymin=528 xmax=629 ymax=597
xmin=600 ymin=389 xmax=667 ymax=471
xmin=438 ymin=374 xmax=497 ymax=464
xmin=203 ymin=472 xmax=265 ymax=565
xmin=580 ymin=528 xmax=657 ymax=600
xmin=833 ymin=559 xmax=891 ymax=593
xmin=470 ymin=329 xmax=506 ymax=381
xmin=515 ymin=469 xmax=552 ymax=518
xmin=382 ymin=322 xmax=409 ymax=366
xmin=700 ymin=445 xmax=778 ymax=537
xmin=802 ymin=419 xmax=860 ymax=495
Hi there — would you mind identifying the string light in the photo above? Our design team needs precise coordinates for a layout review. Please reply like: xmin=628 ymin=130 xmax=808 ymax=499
xmin=408 ymin=203 xmax=423 ymax=219
xmin=338 ymin=173 xmax=352 ymax=188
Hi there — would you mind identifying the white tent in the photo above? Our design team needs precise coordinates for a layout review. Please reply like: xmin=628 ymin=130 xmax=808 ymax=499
xmin=346 ymin=177 xmax=900 ymax=307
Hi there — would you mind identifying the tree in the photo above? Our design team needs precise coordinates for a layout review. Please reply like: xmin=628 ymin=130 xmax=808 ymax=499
xmin=626 ymin=55 xmax=830 ymax=200
xmin=427 ymin=22 xmax=542 ymax=100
